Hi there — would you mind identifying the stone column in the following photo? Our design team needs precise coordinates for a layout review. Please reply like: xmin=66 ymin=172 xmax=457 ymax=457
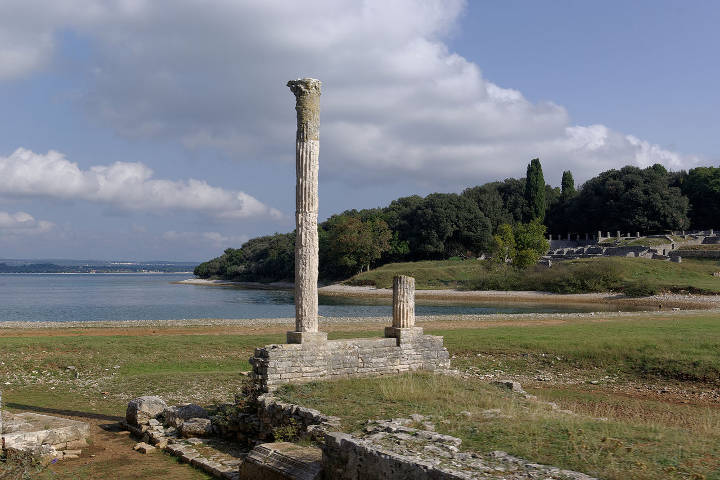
xmin=287 ymin=78 xmax=326 ymax=344
xmin=392 ymin=275 xmax=415 ymax=328
xmin=597 ymin=230 xmax=602 ymax=241
xmin=386 ymin=275 xmax=423 ymax=343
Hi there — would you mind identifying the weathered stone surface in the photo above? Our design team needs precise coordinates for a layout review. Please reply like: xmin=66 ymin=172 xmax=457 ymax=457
xmin=239 ymin=442 xmax=322 ymax=480
xmin=163 ymin=403 xmax=208 ymax=428
xmin=251 ymin=335 xmax=450 ymax=391
xmin=392 ymin=275 xmax=415 ymax=328
xmin=1 ymin=413 xmax=89 ymax=453
xmin=287 ymin=78 xmax=323 ymax=343
xmin=126 ymin=396 xmax=167 ymax=426
xmin=181 ymin=418 xmax=213 ymax=438
xmin=323 ymin=418 xmax=599 ymax=480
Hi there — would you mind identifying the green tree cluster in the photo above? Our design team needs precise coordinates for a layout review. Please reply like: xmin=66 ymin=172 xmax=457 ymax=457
xmin=493 ymin=220 xmax=549 ymax=268
xmin=196 ymin=158 xmax=720 ymax=282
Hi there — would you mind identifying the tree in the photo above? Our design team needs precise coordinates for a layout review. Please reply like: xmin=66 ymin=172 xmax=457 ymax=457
xmin=323 ymin=215 xmax=392 ymax=276
xmin=679 ymin=167 xmax=720 ymax=229
xmin=492 ymin=220 xmax=548 ymax=268
xmin=561 ymin=170 xmax=576 ymax=201
xmin=524 ymin=158 xmax=546 ymax=222
xmin=560 ymin=164 xmax=689 ymax=233
xmin=462 ymin=177 xmax=538 ymax=232
xmin=492 ymin=224 xmax=515 ymax=263
xmin=513 ymin=219 xmax=550 ymax=268
xmin=398 ymin=193 xmax=492 ymax=259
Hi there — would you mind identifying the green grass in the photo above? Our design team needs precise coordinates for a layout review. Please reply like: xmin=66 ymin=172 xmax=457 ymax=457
xmin=2 ymin=314 xmax=719 ymax=479
xmin=347 ymin=257 xmax=720 ymax=295
xmin=276 ymin=373 xmax=720 ymax=480
xmin=437 ymin=315 xmax=720 ymax=383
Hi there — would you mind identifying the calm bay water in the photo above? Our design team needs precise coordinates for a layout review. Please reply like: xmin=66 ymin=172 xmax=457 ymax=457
xmin=0 ymin=274 xmax=624 ymax=323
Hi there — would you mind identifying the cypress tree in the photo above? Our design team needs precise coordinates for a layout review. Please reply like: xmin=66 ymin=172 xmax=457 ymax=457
xmin=561 ymin=170 xmax=575 ymax=200
xmin=524 ymin=158 xmax=546 ymax=221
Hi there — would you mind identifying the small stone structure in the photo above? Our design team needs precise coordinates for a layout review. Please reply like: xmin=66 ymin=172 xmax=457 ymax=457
xmin=251 ymin=273 xmax=449 ymax=392
xmin=124 ymin=389 xmax=597 ymax=480
xmin=1 ymin=412 xmax=89 ymax=459
xmin=239 ymin=442 xmax=322 ymax=480
xmin=248 ymin=80 xmax=450 ymax=392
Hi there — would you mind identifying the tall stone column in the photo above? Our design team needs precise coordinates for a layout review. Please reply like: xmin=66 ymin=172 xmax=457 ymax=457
xmin=386 ymin=275 xmax=423 ymax=344
xmin=287 ymin=78 xmax=326 ymax=344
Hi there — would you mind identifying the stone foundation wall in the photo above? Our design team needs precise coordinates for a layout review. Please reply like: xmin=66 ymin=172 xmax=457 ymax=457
xmin=255 ymin=393 xmax=340 ymax=442
xmin=250 ymin=334 xmax=450 ymax=392
xmin=672 ymin=249 xmax=720 ymax=259
xmin=323 ymin=432 xmax=465 ymax=480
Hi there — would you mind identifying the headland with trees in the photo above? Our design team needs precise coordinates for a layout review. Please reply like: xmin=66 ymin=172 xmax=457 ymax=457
xmin=194 ymin=160 xmax=720 ymax=291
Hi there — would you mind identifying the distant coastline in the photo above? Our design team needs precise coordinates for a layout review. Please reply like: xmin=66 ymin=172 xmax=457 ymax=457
xmin=176 ymin=277 xmax=720 ymax=310
xmin=0 ymin=260 xmax=197 ymax=274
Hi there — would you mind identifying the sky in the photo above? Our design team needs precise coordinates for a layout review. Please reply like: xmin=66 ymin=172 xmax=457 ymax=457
xmin=0 ymin=0 xmax=717 ymax=262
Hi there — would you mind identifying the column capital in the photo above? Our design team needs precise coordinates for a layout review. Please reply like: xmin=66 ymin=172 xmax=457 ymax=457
xmin=287 ymin=78 xmax=322 ymax=97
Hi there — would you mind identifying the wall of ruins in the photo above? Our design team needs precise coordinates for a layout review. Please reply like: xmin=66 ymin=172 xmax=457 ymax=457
xmin=250 ymin=335 xmax=450 ymax=392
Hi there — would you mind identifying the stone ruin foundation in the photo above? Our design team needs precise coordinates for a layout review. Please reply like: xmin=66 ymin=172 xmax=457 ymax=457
xmin=1 ymin=394 xmax=90 ymax=462
xmin=250 ymin=273 xmax=450 ymax=392
xmin=249 ymin=80 xmax=450 ymax=392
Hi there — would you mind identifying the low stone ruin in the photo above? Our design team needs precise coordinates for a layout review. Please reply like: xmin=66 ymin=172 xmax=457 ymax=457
xmin=123 ymin=387 xmax=598 ymax=480
xmin=1 ymin=389 xmax=90 ymax=462
xmin=250 ymin=274 xmax=450 ymax=392
xmin=1 ymin=412 xmax=89 ymax=461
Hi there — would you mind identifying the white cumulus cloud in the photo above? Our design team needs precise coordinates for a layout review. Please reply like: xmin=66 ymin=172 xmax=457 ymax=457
xmin=0 ymin=211 xmax=54 ymax=236
xmin=0 ymin=148 xmax=283 ymax=219
xmin=0 ymin=0 xmax=702 ymax=187
xmin=162 ymin=230 xmax=249 ymax=247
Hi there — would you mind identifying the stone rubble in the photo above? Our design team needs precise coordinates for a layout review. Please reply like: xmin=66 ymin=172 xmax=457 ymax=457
xmin=1 ymin=411 xmax=90 ymax=461
xmin=322 ymin=416 xmax=598 ymax=480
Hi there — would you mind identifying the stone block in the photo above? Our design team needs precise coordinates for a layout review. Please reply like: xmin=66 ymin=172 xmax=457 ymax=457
xmin=286 ymin=331 xmax=328 ymax=344
xmin=181 ymin=418 xmax=213 ymax=438
xmin=239 ymin=442 xmax=322 ymax=480
xmin=126 ymin=396 xmax=167 ymax=427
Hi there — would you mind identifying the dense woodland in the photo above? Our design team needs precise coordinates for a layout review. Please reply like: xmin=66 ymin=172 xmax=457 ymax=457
xmin=195 ymin=162 xmax=720 ymax=282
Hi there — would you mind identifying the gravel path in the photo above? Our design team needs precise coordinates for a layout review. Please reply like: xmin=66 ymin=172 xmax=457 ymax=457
xmin=1 ymin=308 xmax=718 ymax=330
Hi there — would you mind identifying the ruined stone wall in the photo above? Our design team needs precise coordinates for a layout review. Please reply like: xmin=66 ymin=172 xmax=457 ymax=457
xmin=250 ymin=335 xmax=450 ymax=392
xmin=323 ymin=432 xmax=465 ymax=480
xmin=255 ymin=393 xmax=340 ymax=442
xmin=671 ymin=249 xmax=720 ymax=259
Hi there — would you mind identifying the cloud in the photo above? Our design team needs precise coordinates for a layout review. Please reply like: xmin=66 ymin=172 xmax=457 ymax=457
xmin=0 ymin=148 xmax=283 ymax=219
xmin=162 ymin=230 xmax=249 ymax=247
xmin=0 ymin=0 xmax=702 ymax=187
xmin=0 ymin=211 xmax=54 ymax=236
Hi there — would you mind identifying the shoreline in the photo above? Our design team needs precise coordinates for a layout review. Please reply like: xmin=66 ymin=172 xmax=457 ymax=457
xmin=0 ymin=308 xmax=718 ymax=331
xmin=176 ymin=278 xmax=720 ymax=309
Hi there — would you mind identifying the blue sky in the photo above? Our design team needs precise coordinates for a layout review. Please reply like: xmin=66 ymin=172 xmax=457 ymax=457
xmin=0 ymin=0 xmax=716 ymax=261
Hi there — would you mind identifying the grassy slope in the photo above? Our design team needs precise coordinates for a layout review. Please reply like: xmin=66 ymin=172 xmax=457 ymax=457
xmin=440 ymin=315 xmax=720 ymax=382
xmin=2 ymin=314 xmax=719 ymax=479
xmin=278 ymin=374 xmax=719 ymax=480
xmin=346 ymin=256 xmax=720 ymax=294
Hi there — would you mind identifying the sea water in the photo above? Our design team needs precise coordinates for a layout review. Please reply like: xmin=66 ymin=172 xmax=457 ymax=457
xmin=0 ymin=273 xmax=630 ymax=323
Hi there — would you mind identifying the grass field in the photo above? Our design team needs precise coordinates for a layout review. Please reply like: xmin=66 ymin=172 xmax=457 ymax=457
xmin=346 ymin=256 xmax=720 ymax=295
xmin=1 ymin=312 xmax=719 ymax=479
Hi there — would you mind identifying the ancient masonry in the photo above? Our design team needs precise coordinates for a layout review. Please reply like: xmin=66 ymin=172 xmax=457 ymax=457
xmin=287 ymin=78 xmax=324 ymax=345
xmin=250 ymin=79 xmax=449 ymax=391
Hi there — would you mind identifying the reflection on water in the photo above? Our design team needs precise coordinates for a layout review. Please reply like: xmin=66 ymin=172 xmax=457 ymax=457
xmin=0 ymin=274 xmax=641 ymax=323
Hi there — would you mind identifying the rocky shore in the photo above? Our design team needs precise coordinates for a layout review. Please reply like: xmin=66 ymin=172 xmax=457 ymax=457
xmin=177 ymin=278 xmax=720 ymax=309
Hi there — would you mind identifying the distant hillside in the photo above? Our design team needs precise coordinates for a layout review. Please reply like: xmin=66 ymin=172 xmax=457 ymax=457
xmin=0 ymin=261 xmax=197 ymax=273
xmin=346 ymin=257 xmax=720 ymax=296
